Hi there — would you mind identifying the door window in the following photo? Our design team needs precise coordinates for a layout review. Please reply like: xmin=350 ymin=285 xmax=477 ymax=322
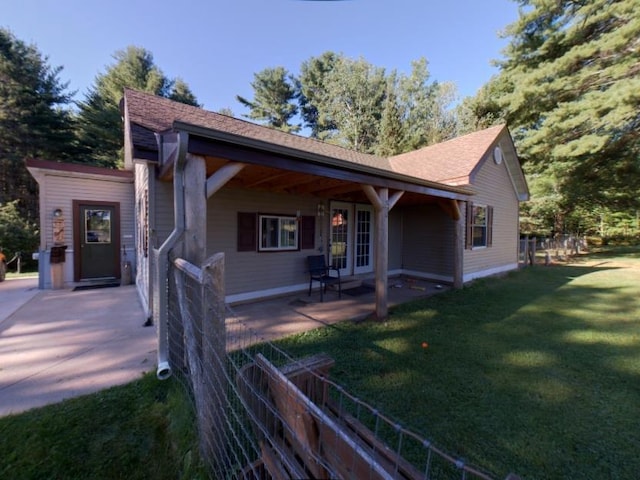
xmin=85 ymin=209 xmax=112 ymax=244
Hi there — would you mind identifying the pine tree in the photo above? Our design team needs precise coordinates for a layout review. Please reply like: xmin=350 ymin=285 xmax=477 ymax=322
xmin=0 ymin=28 xmax=76 ymax=221
xmin=375 ymin=73 xmax=405 ymax=156
xmin=75 ymin=46 xmax=199 ymax=168
xmin=236 ymin=67 xmax=299 ymax=133
xmin=297 ymin=51 xmax=340 ymax=138
xmin=496 ymin=0 xmax=640 ymax=211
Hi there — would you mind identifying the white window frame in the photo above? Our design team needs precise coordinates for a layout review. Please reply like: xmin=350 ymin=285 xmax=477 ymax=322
xmin=259 ymin=214 xmax=298 ymax=251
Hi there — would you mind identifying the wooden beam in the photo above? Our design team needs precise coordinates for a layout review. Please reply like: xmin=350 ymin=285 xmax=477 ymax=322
xmin=306 ymin=182 xmax=363 ymax=197
xmin=361 ymin=184 xmax=383 ymax=209
xmin=183 ymin=154 xmax=207 ymax=360
xmin=453 ymin=200 xmax=464 ymax=289
xmin=205 ymin=161 xmax=246 ymax=198
xmin=285 ymin=176 xmax=336 ymax=195
xmin=437 ymin=198 xmax=461 ymax=221
xmin=388 ymin=190 xmax=405 ymax=210
xmin=374 ymin=188 xmax=389 ymax=320
xmin=188 ymin=137 xmax=470 ymax=201
xmin=245 ymin=171 xmax=291 ymax=188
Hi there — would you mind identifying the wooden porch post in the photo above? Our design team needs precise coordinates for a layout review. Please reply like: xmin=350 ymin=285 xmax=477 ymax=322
xmin=438 ymin=199 xmax=464 ymax=289
xmin=452 ymin=200 xmax=464 ymax=289
xmin=362 ymin=185 xmax=404 ymax=320
xmin=184 ymin=154 xmax=207 ymax=357
xmin=375 ymin=188 xmax=389 ymax=320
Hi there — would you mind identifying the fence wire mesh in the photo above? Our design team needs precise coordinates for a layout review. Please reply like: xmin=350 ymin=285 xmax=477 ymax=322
xmin=164 ymin=253 xmax=515 ymax=480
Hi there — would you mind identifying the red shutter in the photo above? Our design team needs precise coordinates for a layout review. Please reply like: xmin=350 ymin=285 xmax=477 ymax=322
xmin=487 ymin=206 xmax=494 ymax=247
xmin=465 ymin=202 xmax=473 ymax=249
xmin=300 ymin=216 xmax=315 ymax=250
xmin=237 ymin=212 xmax=256 ymax=252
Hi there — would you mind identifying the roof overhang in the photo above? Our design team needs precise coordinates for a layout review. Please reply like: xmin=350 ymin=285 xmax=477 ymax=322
xmin=26 ymin=158 xmax=133 ymax=183
xmin=163 ymin=121 xmax=474 ymax=202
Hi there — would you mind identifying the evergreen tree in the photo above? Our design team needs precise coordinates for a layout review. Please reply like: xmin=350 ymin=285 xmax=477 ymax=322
xmin=240 ymin=52 xmax=463 ymax=155
xmin=75 ymin=46 xmax=199 ymax=168
xmin=397 ymin=58 xmax=439 ymax=150
xmin=495 ymin=0 xmax=640 ymax=212
xmin=0 ymin=200 xmax=39 ymax=270
xmin=297 ymin=51 xmax=340 ymax=138
xmin=236 ymin=67 xmax=299 ymax=133
xmin=169 ymin=78 xmax=201 ymax=106
xmin=0 ymin=28 xmax=76 ymax=221
xmin=375 ymin=73 xmax=405 ymax=156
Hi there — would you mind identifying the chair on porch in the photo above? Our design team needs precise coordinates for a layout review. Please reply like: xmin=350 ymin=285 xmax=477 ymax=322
xmin=307 ymin=255 xmax=341 ymax=302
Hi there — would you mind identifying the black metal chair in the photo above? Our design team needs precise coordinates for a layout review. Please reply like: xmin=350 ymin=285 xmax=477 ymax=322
xmin=307 ymin=255 xmax=341 ymax=302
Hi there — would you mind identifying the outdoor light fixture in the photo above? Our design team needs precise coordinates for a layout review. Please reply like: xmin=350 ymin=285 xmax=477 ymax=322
xmin=53 ymin=208 xmax=63 ymax=217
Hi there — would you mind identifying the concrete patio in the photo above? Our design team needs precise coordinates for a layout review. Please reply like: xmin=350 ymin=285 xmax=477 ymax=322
xmin=0 ymin=275 xmax=447 ymax=416
xmin=227 ymin=276 xmax=449 ymax=343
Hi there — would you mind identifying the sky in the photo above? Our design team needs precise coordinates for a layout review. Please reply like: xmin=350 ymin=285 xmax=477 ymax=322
xmin=3 ymin=0 xmax=521 ymax=115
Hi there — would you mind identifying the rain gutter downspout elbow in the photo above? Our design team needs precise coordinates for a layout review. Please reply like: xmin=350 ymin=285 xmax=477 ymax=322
xmin=155 ymin=131 xmax=188 ymax=380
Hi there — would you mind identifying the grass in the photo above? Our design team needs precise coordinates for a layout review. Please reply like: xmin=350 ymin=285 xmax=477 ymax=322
xmin=0 ymin=373 xmax=207 ymax=480
xmin=1 ymin=247 xmax=637 ymax=479
xmin=276 ymin=247 xmax=640 ymax=479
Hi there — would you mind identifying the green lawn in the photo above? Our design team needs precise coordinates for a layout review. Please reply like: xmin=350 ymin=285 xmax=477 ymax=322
xmin=0 ymin=374 xmax=207 ymax=480
xmin=1 ymin=248 xmax=638 ymax=479
xmin=277 ymin=248 xmax=640 ymax=479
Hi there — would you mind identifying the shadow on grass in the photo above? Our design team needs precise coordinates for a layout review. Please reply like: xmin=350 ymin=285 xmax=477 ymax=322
xmin=276 ymin=259 xmax=640 ymax=479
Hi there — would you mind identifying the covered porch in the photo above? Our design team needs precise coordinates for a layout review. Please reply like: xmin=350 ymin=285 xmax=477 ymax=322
xmin=226 ymin=275 xmax=450 ymax=344
xmin=154 ymin=123 xmax=471 ymax=320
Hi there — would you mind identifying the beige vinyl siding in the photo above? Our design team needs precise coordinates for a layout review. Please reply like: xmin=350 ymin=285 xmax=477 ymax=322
xmin=207 ymin=187 xmax=321 ymax=295
xmin=41 ymin=173 xmax=134 ymax=253
xmin=463 ymin=147 xmax=520 ymax=278
xmin=401 ymin=204 xmax=454 ymax=278
xmin=152 ymin=181 xmax=175 ymax=248
xmin=32 ymin=170 xmax=134 ymax=289
xmin=388 ymin=209 xmax=403 ymax=270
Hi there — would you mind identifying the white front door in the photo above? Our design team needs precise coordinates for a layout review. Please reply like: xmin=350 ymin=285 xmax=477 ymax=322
xmin=329 ymin=202 xmax=374 ymax=276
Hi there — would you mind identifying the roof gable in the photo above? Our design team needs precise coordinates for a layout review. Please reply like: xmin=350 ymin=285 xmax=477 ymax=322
xmin=390 ymin=125 xmax=529 ymax=201
xmin=389 ymin=124 xmax=506 ymax=184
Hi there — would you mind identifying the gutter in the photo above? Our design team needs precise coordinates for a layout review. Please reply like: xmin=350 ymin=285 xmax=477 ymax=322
xmin=154 ymin=130 xmax=188 ymax=380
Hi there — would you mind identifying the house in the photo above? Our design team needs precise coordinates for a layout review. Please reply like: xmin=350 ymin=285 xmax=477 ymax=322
xmin=28 ymin=88 xmax=529 ymax=321
xmin=121 ymin=89 xmax=528 ymax=319
xmin=26 ymin=158 xmax=135 ymax=290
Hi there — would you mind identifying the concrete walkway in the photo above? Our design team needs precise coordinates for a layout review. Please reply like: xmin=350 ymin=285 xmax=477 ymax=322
xmin=0 ymin=279 xmax=156 ymax=417
xmin=0 ymin=274 xmax=445 ymax=417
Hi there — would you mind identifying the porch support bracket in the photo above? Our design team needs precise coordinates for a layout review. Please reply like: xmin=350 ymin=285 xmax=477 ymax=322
xmin=205 ymin=161 xmax=246 ymax=199
xmin=361 ymin=185 xmax=404 ymax=320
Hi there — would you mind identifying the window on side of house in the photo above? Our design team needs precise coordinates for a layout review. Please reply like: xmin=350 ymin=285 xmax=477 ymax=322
xmin=259 ymin=215 xmax=298 ymax=251
xmin=466 ymin=203 xmax=494 ymax=249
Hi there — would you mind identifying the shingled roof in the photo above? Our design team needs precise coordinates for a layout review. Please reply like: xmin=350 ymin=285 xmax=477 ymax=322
xmin=123 ymin=89 xmax=527 ymax=200
xmin=389 ymin=124 xmax=508 ymax=185
xmin=123 ymin=88 xmax=393 ymax=171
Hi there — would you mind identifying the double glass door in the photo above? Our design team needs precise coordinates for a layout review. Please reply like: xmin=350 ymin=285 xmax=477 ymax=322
xmin=329 ymin=202 xmax=373 ymax=276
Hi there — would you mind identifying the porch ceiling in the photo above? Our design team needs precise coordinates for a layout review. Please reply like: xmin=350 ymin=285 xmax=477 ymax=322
xmin=191 ymin=155 xmax=452 ymax=206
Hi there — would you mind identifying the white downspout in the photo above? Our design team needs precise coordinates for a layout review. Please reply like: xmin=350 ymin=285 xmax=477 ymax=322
xmin=155 ymin=131 xmax=188 ymax=380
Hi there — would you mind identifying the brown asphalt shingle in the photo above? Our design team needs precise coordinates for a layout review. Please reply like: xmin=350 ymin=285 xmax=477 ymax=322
xmin=389 ymin=124 xmax=507 ymax=185
xmin=124 ymin=89 xmax=508 ymax=187
xmin=124 ymin=88 xmax=393 ymax=171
